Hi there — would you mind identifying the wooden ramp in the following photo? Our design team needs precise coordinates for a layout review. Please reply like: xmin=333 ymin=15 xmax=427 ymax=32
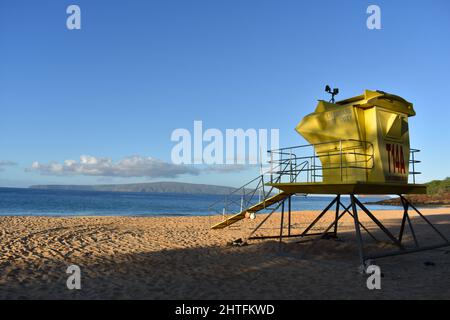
xmin=211 ymin=192 xmax=290 ymax=229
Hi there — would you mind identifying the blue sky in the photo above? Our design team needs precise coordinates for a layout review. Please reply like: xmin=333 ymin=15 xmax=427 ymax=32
xmin=0 ymin=0 xmax=449 ymax=187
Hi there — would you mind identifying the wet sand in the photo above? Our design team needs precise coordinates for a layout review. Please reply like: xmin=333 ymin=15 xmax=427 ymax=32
xmin=1 ymin=208 xmax=450 ymax=299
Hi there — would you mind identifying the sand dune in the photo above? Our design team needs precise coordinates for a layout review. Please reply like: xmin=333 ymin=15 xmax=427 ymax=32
xmin=1 ymin=208 xmax=450 ymax=299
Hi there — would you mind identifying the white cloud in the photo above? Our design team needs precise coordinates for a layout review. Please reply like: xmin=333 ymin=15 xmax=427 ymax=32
xmin=0 ymin=160 xmax=17 ymax=171
xmin=0 ymin=160 xmax=17 ymax=166
xmin=29 ymin=155 xmax=199 ymax=178
xmin=28 ymin=155 xmax=252 ymax=179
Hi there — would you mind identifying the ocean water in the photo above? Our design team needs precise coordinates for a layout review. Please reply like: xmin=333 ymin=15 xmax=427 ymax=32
xmin=0 ymin=187 xmax=405 ymax=217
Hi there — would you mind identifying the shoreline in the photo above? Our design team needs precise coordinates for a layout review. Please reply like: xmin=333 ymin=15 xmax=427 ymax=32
xmin=0 ymin=205 xmax=449 ymax=218
xmin=364 ymin=193 xmax=450 ymax=207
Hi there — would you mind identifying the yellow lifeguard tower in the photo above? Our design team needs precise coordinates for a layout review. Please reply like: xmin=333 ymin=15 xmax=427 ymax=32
xmin=210 ymin=88 xmax=449 ymax=267
xmin=296 ymin=89 xmax=414 ymax=184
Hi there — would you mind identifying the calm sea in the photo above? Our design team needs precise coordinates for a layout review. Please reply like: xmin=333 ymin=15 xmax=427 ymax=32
xmin=0 ymin=187 xmax=404 ymax=217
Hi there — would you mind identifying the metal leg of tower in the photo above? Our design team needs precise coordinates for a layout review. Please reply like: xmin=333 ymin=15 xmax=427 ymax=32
xmin=333 ymin=195 xmax=340 ymax=237
xmin=301 ymin=196 xmax=339 ymax=236
xmin=353 ymin=196 xmax=403 ymax=248
xmin=351 ymin=195 xmax=366 ymax=270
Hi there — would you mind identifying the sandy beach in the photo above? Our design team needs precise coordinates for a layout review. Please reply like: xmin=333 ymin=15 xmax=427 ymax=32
xmin=1 ymin=208 xmax=450 ymax=300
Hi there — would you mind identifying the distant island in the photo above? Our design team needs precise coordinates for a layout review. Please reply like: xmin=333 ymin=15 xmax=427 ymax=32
xmin=30 ymin=181 xmax=248 ymax=195
xmin=30 ymin=178 xmax=450 ymax=204
xmin=365 ymin=177 xmax=450 ymax=206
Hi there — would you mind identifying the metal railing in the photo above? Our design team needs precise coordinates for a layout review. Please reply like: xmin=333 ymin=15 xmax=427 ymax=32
xmin=208 ymin=160 xmax=293 ymax=219
xmin=209 ymin=140 xmax=422 ymax=222
xmin=268 ymin=139 xmax=375 ymax=183
xmin=409 ymin=148 xmax=421 ymax=184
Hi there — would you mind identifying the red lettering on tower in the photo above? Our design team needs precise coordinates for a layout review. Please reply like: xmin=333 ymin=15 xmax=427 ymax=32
xmin=386 ymin=143 xmax=406 ymax=175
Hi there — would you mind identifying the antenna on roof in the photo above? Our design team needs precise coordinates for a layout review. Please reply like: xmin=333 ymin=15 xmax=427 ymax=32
xmin=325 ymin=85 xmax=339 ymax=103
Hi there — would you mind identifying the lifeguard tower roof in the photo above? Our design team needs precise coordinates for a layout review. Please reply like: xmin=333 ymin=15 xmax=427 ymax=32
xmin=334 ymin=90 xmax=415 ymax=116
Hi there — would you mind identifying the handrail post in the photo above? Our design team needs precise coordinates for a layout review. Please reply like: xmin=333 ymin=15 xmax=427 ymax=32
xmin=225 ymin=196 xmax=228 ymax=217
xmin=340 ymin=140 xmax=343 ymax=182
xmin=261 ymin=172 xmax=265 ymax=201
xmin=307 ymin=161 xmax=310 ymax=183
xmin=270 ymin=151 xmax=273 ymax=183
xmin=313 ymin=154 xmax=316 ymax=183
xmin=290 ymin=149 xmax=293 ymax=183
